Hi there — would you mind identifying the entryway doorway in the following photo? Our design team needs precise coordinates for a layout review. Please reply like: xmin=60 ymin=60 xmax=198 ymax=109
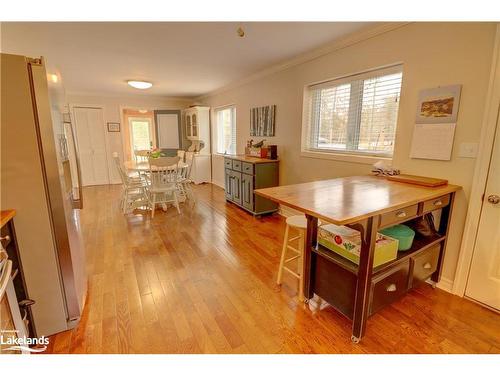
xmin=122 ymin=108 xmax=155 ymax=161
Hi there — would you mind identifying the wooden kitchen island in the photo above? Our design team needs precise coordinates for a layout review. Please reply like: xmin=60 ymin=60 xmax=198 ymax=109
xmin=255 ymin=175 xmax=461 ymax=343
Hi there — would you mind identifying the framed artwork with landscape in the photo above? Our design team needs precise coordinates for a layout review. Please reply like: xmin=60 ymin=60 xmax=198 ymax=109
xmin=415 ymin=84 xmax=462 ymax=124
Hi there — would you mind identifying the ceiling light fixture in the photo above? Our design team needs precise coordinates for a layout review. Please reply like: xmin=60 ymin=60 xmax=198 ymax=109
xmin=127 ymin=80 xmax=153 ymax=89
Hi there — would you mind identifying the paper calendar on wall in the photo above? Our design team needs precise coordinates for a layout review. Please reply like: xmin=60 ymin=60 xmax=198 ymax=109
xmin=410 ymin=123 xmax=456 ymax=160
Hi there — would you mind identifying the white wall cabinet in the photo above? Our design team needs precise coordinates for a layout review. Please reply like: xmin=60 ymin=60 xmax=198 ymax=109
xmin=184 ymin=106 xmax=210 ymax=145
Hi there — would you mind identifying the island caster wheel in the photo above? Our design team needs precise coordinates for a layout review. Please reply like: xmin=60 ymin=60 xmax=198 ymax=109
xmin=351 ymin=335 xmax=360 ymax=344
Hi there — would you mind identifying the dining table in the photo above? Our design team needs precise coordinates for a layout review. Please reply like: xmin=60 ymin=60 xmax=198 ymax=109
xmin=124 ymin=160 xmax=188 ymax=172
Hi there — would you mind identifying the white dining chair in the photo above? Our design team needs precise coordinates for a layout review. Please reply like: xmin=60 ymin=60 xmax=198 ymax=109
xmin=177 ymin=152 xmax=196 ymax=206
xmin=134 ymin=149 xmax=150 ymax=162
xmin=177 ymin=150 xmax=186 ymax=162
xmin=146 ymin=156 xmax=181 ymax=218
xmin=113 ymin=154 xmax=148 ymax=213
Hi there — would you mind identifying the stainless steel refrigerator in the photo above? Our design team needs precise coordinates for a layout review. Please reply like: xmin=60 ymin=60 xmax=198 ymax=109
xmin=1 ymin=53 xmax=87 ymax=337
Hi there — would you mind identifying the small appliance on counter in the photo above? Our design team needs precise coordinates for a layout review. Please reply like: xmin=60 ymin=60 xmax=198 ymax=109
xmin=268 ymin=145 xmax=278 ymax=160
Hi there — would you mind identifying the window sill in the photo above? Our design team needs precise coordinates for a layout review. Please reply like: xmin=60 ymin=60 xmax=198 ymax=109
xmin=301 ymin=150 xmax=392 ymax=165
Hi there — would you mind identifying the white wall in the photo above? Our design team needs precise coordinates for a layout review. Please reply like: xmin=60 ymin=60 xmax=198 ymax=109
xmin=199 ymin=22 xmax=497 ymax=285
xmin=66 ymin=93 xmax=192 ymax=183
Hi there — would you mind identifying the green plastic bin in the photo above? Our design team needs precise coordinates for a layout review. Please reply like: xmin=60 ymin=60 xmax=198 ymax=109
xmin=379 ymin=225 xmax=415 ymax=251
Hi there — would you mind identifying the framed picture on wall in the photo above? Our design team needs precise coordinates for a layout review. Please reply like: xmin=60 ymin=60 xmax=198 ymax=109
xmin=107 ymin=122 xmax=120 ymax=132
xmin=415 ymin=85 xmax=462 ymax=124
xmin=250 ymin=105 xmax=276 ymax=136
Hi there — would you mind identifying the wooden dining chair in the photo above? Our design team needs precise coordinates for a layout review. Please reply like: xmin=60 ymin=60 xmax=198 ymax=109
xmin=146 ymin=156 xmax=181 ymax=218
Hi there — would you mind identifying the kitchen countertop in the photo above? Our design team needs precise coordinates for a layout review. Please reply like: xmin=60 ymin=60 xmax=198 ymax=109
xmin=0 ymin=210 xmax=16 ymax=229
xmin=255 ymin=175 xmax=460 ymax=225
xmin=223 ymin=155 xmax=279 ymax=164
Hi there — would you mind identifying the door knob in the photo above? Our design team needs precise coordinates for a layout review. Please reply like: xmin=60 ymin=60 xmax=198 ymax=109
xmin=487 ymin=195 xmax=500 ymax=204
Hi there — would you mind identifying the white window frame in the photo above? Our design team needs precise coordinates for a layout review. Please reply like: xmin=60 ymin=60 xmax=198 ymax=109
xmin=214 ymin=105 xmax=237 ymax=155
xmin=301 ymin=64 xmax=403 ymax=164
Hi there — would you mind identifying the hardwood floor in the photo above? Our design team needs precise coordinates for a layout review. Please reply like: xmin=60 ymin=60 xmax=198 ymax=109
xmin=45 ymin=183 xmax=500 ymax=354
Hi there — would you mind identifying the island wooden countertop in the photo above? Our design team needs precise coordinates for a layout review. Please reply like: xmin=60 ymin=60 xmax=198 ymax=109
xmin=223 ymin=155 xmax=279 ymax=164
xmin=255 ymin=175 xmax=461 ymax=225
xmin=0 ymin=209 xmax=16 ymax=229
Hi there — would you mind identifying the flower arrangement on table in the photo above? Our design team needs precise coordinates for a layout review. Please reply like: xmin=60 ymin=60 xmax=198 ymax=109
xmin=149 ymin=148 xmax=162 ymax=159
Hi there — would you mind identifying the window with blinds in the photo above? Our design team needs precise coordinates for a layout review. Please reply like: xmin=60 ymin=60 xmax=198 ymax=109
xmin=215 ymin=106 xmax=236 ymax=154
xmin=302 ymin=65 xmax=403 ymax=158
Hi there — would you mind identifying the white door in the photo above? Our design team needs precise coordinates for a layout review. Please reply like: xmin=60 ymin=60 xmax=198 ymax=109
xmin=73 ymin=107 xmax=109 ymax=186
xmin=465 ymin=111 xmax=500 ymax=311
xmin=157 ymin=113 xmax=180 ymax=149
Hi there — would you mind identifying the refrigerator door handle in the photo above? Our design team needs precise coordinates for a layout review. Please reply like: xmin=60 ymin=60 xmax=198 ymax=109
xmin=68 ymin=122 xmax=84 ymax=209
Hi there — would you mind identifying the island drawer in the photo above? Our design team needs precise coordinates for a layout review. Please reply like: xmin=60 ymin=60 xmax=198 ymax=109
xmin=410 ymin=244 xmax=440 ymax=286
xmin=369 ymin=261 xmax=410 ymax=315
xmin=224 ymin=158 xmax=232 ymax=169
xmin=232 ymin=160 xmax=242 ymax=171
xmin=422 ymin=194 xmax=450 ymax=214
xmin=379 ymin=204 xmax=419 ymax=228
xmin=242 ymin=162 xmax=254 ymax=175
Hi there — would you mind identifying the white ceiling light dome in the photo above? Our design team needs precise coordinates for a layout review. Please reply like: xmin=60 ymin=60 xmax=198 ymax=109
xmin=127 ymin=80 xmax=153 ymax=89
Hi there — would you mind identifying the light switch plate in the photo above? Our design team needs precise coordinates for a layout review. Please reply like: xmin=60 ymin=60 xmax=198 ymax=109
xmin=459 ymin=142 xmax=479 ymax=158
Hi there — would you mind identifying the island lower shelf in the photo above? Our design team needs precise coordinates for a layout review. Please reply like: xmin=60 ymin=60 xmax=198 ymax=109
xmin=311 ymin=233 xmax=446 ymax=319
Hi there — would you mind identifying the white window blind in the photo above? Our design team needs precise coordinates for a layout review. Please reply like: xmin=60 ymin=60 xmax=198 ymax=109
xmin=303 ymin=65 xmax=403 ymax=158
xmin=215 ymin=106 xmax=236 ymax=154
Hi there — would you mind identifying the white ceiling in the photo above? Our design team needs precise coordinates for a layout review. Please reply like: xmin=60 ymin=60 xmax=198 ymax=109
xmin=1 ymin=22 xmax=371 ymax=97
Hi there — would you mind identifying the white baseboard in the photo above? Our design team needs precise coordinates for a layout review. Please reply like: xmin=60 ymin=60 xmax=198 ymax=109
xmin=212 ymin=180 xmax=225 ymax=189
xmin=435 ymin=276 xmax=454 ymax=293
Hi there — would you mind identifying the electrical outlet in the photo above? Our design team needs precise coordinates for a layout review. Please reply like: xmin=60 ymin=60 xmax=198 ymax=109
xmin=459 ymin=142 xmax=479 ymax=158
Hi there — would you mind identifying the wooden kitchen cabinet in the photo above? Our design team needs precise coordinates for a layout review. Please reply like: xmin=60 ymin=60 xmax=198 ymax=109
xmin=224 ymin=156 xmax=279 ymax=215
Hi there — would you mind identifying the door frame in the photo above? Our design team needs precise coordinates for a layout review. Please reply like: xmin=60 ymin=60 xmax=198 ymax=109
xmin=127 ymin=116 xmax=155 ymax=156
xmin=154 ymin=109 xmax=182 ymax=153
xmin=69 ymin=103 xmax=110 ymax=185
xmin=453 ymin=24 xmax=500 ymax=297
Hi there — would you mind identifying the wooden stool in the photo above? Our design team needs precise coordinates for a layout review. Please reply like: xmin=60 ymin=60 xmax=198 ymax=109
xmin=277 ymin=215 xmax=307 ymax=301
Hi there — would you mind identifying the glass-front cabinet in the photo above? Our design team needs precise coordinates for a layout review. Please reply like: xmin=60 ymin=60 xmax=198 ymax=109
xmin=183 ymin=106 xmax=209 ymax=142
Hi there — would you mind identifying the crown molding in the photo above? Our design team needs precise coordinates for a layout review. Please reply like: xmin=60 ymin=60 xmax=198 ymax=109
xmin=196 ymin=22 xmax=410 ymax=101
xmin=66 ymin=90 xmax=195 ymax=102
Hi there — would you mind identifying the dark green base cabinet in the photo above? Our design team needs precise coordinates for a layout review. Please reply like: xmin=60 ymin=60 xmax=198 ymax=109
xmin=224 ymin=157 xmax=279 ymax=215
